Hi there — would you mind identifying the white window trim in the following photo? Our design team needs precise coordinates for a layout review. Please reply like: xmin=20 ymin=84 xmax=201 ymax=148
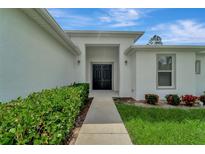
xmin=156 ymin=54 xmax=176 ymax=89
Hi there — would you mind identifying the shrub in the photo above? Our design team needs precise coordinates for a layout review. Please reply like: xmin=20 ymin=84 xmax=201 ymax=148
xmin=199 ymin=95 xmax=205 ymax=105
xmin=165 ymin=94 xmax=181 ymax=106
xmin=0 ymin=83 xmax=89 ymax=145
xmin=181 ymin=95 xmax=198 ymax=106
xmin=145 ymin=94 xmax=159 ymax=105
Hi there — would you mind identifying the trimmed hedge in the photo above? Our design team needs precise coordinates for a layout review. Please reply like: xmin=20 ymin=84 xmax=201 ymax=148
xmin=0 ymin=83 xmax=89 ymax=145
xmin=200 ymin=95 xmax=205 ymax=105
xmin=165 ymin=94 xmax=181 ymax=106
xmin=145 ymin=94 xmax=159 ymax=105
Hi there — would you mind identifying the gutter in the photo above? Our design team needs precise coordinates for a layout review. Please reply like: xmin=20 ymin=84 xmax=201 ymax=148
xmin=65 ymin=30 xmax=144 ymax=35
xmin=125 ymin=45 xmax=205 ymax=55
xmin=21 ymin=8 xmax=81 ymax=56
xmin=65 ymin=30 xmax=145 ymax=44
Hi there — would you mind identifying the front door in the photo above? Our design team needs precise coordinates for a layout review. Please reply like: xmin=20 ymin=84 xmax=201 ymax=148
xmin=92 ymin=64 xmax=112 ymax=90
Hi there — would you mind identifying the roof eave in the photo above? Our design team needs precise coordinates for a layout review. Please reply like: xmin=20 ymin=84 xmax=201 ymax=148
xmin=65 ymin=30 xmax=144 ymax=39
xmin=125 ymin=45 xmax=205 ymax=55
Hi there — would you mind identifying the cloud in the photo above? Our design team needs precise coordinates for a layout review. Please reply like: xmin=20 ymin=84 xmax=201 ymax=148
xmin=150 ymin=19 xmax=205 ymax=44
xmin=109 ymin=8 xmax=141 ymax=21
xmin=48 ymin=8 xmax=147 ymax=29
xmin=48 ymin=9 xmax=95 ymax=29
xmin=151 ymin=24 xmax=167 ymax=31
xmin=99 ymin=8 xmax=143 ymax=27
xmin=48 ymin=9 xmax=65 ymax=18
xmin=48 ymin=9 xmax=91 ymax=21
xmin=99 ymin=16 xmax=111 ymax=22
xmin=48 ymin=8 xmax=156 ymax=30
xmin=110 ymin=22 xmax=137 ymax=27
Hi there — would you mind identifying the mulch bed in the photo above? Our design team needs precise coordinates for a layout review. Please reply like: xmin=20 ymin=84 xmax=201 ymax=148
xmin=64 ymin=97 xmax=93 ymax=145
xmin=113 ymin=97 xmax=205 ymax=109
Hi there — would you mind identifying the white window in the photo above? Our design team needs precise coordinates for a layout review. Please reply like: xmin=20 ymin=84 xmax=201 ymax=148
xmin=157 ymin=54 xmax=176 ymax=89
xmin=195 ymin=60 xmax=201 ymax=74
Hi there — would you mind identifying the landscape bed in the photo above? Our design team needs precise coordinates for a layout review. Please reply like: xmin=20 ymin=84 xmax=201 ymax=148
xmin=115 ymin=102 xmax=205 ymax=145
xmin=0 ymin=83 xmax=90 ymax=145
xmin=113 ymin=97 xmax=205 ymax=109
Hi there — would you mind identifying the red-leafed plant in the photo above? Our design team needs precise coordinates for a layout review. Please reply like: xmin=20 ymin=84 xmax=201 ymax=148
xmin=182 ymin=95 xmax=198 ymax=106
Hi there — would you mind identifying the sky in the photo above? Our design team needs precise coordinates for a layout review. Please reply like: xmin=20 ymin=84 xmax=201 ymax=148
xmin=48 ymin=8 xmax=205 ymax=45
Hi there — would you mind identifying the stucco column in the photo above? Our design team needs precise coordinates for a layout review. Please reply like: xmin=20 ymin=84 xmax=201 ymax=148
xmin=119 ymin=44 xmax=132 ymax=97
xmin=76 ymin=44 xmax=86 ymax=82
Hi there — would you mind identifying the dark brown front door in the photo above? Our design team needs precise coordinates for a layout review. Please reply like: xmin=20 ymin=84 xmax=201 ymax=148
xmin=92 ymin=64 xmax=112 ymax=90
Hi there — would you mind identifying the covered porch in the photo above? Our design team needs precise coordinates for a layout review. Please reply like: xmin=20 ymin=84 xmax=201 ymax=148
xmin=85 ymin=44 xmax=120 ymax=93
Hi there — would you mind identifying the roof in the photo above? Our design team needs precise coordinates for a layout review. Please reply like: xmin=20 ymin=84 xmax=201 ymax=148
xmin=65 ymin=30 xmax=144 ymax=41
xmin=21 ymin=8 xmax=81 ymax=55
xmin=125 ymin=45 xmax=205 ymax=55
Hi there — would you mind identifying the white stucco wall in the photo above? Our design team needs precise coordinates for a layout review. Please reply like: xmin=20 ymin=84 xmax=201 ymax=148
xmin=68 ymin=35 xmax=135 ymax=96
xmin=196 ymin=54 xmax=205 ymax=95
xmin=133 ymin=51 xmax=196 ymax=100
xmin=86 ymin=46 xmax=119 ymax=91
xmin=0 ymin=9 xmax=77 ymax=102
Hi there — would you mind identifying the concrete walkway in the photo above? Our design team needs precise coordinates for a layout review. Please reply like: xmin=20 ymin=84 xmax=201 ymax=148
xmin=75 ymin=91 xmax=132 ymax=145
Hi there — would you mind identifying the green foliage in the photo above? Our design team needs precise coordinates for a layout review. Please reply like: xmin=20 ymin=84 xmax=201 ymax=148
xmin=116 ymin=103 xmax=205 ymax=144
xmin=165 ymin=94 xmax=181 ymax=106
xmin=0 ymin=83 xmax=89 ymax=145
xmin=200 ymin=95 xmax=205 ymax=105
xmin=145 ymin=94 xmax=159 ymax=105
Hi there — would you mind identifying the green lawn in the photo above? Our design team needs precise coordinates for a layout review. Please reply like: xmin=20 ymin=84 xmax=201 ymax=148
xmin=116 ymin=103 xmax=205 ymax=145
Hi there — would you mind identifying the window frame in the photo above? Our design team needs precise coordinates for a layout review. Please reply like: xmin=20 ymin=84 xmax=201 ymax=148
xmin=156 ymin=54 xmax=176 ymax=89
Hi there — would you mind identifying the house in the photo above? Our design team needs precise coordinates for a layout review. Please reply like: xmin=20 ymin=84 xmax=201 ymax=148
xmin=1 ymin=8 xmax=205 ymax=102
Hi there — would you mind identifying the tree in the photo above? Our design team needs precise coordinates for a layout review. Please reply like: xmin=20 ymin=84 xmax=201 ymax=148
xmin=147 ymin=35 xmax=163 ymax=45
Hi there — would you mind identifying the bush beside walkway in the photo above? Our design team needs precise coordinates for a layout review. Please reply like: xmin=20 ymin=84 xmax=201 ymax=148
xmin=0 ymin=83 xmax=89 ymax=145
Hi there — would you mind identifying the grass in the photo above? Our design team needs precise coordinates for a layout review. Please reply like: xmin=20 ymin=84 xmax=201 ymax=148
xmin=116 ymin=103 xmax=205 ymax=145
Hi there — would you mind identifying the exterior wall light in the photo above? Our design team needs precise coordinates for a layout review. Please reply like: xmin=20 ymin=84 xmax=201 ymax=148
xmin=77 ymin=60 xmax=80 ymax=64
xmin=125 ymin=60 xmax=128 ymax=65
